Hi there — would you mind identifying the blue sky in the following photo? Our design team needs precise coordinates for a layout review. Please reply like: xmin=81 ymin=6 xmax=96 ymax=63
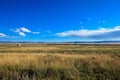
xmin=0 ymin=0 xmax=120 ymax=42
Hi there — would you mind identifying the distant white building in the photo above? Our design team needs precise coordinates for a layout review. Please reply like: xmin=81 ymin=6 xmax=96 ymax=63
xmin=17 ymin=43 xmax=22 ymax=47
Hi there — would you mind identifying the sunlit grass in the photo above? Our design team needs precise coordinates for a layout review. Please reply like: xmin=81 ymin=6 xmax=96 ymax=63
xmin=0 ymin=44 xmax=119 ymax=80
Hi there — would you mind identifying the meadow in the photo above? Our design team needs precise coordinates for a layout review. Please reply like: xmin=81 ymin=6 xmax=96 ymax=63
xmin=0 ymin=44 xmax=119 ymax=80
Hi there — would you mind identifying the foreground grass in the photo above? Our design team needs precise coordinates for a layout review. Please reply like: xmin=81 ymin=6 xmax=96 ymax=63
xmin=0 ymin=44 xmax=119 ymax=80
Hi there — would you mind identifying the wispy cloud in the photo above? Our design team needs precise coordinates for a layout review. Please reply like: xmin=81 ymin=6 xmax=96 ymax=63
xmin=56 ymin=26 xmax=120 ymax=40
xmin=18 ymin=31 xmax=26 ymax=36
xmin=19 ymin=27 xmax=31 ymax=33
xmin=32 ymin=32 xmax=40 ymax=34
xmin=0 ymin=32 xmax=21 ymax=38
xmin=0 ymin=33 xmax=7 ymax=37
xmin=98 ymin=20 xmax=106 ymax=24
xmin=14 ymin=27 xmax=39 ymax=36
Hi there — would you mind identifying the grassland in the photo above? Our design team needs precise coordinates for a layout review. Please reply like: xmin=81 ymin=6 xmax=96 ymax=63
xmin=0 ymin=44 xmax=119 ymax=80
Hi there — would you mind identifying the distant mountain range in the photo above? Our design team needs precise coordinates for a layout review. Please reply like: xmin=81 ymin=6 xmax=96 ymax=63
xmin=0 ymin=41 xmax=120 ymax=44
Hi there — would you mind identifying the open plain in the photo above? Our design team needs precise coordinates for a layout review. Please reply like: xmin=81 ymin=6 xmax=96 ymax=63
xmin=0 ymin=44 xmax=119 ymax=80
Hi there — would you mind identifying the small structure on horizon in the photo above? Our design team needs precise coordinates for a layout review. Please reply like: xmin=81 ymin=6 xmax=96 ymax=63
xmin=17 ymin=43 xmax=22 ymax=47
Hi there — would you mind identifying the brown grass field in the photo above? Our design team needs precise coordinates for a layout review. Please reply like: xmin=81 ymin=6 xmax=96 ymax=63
xmin=0 ymin=44 xmax=120 ymax=80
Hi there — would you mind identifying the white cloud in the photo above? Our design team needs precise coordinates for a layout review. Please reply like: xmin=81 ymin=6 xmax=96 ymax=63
xmin=15 ymin=28 xmax=26 ymax=36
xmin=0 ymin=33 xmax=7 ymax=37
xmin=18 ymin=32 xmax=26 ymax=36
xmin=14 ymin=27 xmax=40 ymax=36
xmin=56 ymin=26 xmax=120 ymax=40
xmin=0 ymin=33 xmax=19 ymax=38
xmin=20 ymin=27 xmax=31 ymax=33
xmin=32 ymin=32 xmax=40 ymax=34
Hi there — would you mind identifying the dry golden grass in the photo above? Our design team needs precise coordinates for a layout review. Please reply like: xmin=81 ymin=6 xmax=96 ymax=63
xmin=0 ymin=53 xmax=119 ymax=67
xmin=0 ymin=44 xmax=119 ymax=80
